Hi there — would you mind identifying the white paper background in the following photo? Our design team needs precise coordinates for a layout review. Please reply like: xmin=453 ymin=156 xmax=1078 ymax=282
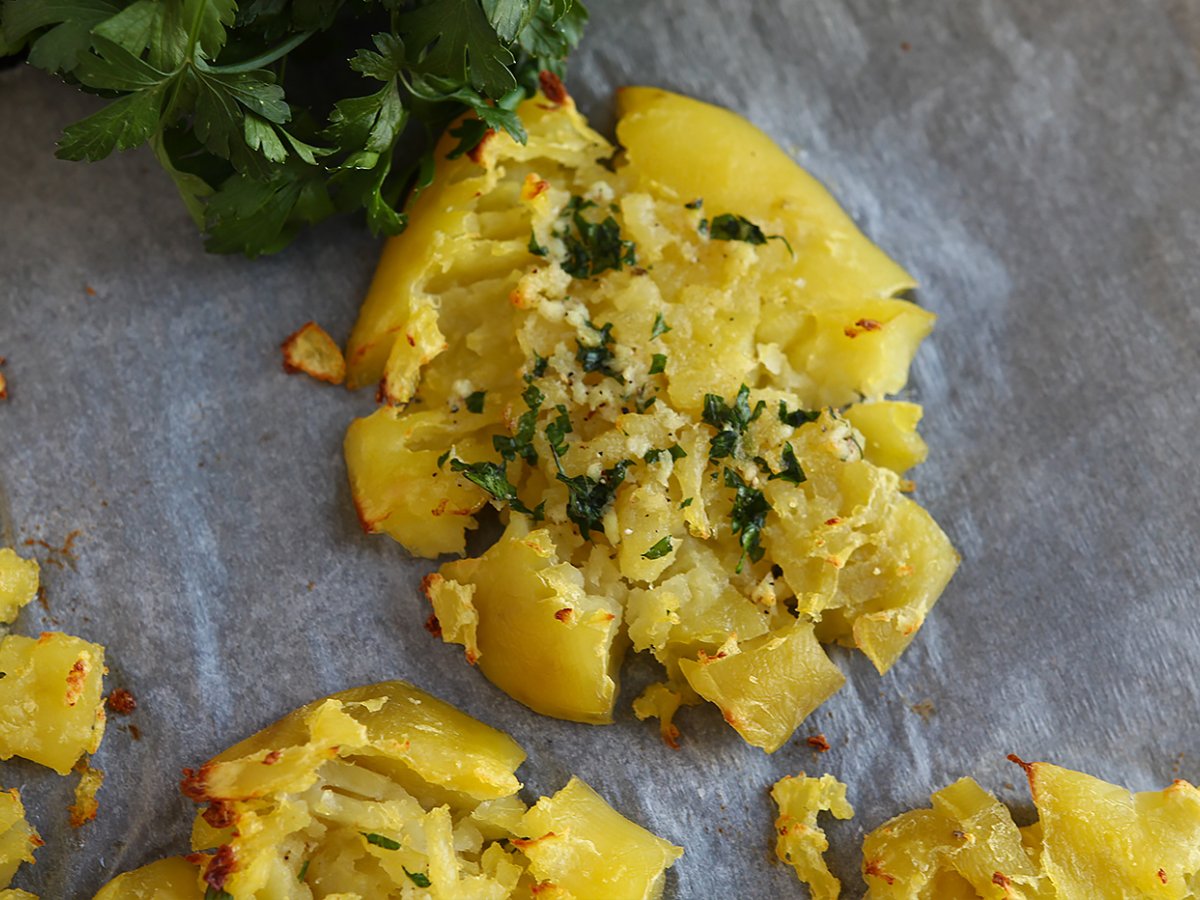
xmin=1 ymin=1 xmax=1198 ymax=896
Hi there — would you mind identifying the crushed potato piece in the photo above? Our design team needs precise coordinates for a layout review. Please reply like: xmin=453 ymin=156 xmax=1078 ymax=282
xmin=281 ymin=321 xmax=346 ymax=385
xmin=0 ymin=632 xmax=107 ymax=775
xmin=0 ymin=551 xmax=38 ymax=626
xmin=343 ymin=85 xmax=957 ymax=752
xmin=862 ymin=760 xmax=1200 ymax=898
xmin=98 ymin=680 xmax=680 ymax=898
xmin=68 ymin=759 xmax=104 ymax=827
xmin=771 ymin=773 xmax=854 ymax=900
xmin=0 ymin=788 xmax=39 ymax=891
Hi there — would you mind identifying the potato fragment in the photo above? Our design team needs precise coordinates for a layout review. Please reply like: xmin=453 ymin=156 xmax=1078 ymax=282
xmin=861 ymin=760 xmax=1200 ymax=898
xmin=97 ymin=680 xmax=681 ymax=898
xmin=771 ymin=773 xmax=854 ymax=900
xmin=0 ymin=789 xmax=39 ymax=891
xmin=0 ymin=632 xmax=107 ymax=775
xmin=0 ymin=550 xmax=38 ymax=625
xmin=68 ymin=759 xmax=104 ymax=827
xmin=281 ymin=321 xmax=346 ymax=385
xmin=343 ymin=85 xmax=957 ymax=751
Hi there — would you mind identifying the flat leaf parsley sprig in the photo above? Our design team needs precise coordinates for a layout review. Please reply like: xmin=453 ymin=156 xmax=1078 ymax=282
xmin=0 ymin=0 xmax=587 ymax=256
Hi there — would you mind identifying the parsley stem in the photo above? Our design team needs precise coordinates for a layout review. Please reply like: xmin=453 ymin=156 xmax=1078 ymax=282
xmin=210 ymin=31 xmax=315 ymax=74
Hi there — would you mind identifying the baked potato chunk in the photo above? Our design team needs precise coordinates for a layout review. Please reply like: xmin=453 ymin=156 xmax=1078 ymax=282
xmin=0 ymin=788 xmax=39 ymax=891
xmin=771 ymin=773 xmax=854 ymax=900
xmin=344 ymin=84 xmax=957 ymax=751
xmin=99 ymin=681 xmax=681 ymax=898
xmin=0 ymin=550 xmax=38 ymax=625
xmin=861 ymin=760 xmax=1200 ymax=898
xmin=0 ymin=632 xmax=106 ymax=775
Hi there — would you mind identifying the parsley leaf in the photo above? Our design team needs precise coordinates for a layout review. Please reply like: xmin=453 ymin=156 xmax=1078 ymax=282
xmin=465 ymin=390 xmax=486 ymax=413
xmin=703 ymin=212 xmax=794 ymax=256
xmin=559 ymin=196 xmax=636 ymax=278
xmin=779 ymin=400 xmax=821 ymax=427
xmin=203 ymin=888 xmax=234 ymax=900
xmin=724 ymin=468 xmax=770 ymax=573
xmin=449 ymin=458 xmax=541 ymax=518
xmin=650 ymin=312 xmax=671 ymax=339
xmin=554 ymin=455 xmax=631 ymax=537
xmin=766 ymin=442 xmax=806 ymax=484
xmin=297 ymin=859 xmax=310 ymax=882
xmin=545 ymin=404 xmax=572 ymax=456
xmin=493 ymin=383 xmax=543 ymax=463
xmin=362 ymin=831 xmax=401 ymax=850
xmin=644 ymin=444 xmax=686 ymax=463
xmin=575 ymin=320 xmax=624 ymax=383
xmin=641 ymin=536 xmax=673 ymax=559
xmin=649 ymin=353 xmax=667 ymax=375
xmin=6 ymin=0 xmax=587 ymax=256
xmin=403 ymin=866 xmax=432 ymax=888
xmin=702 ymin=384 xmax=766 ymax=459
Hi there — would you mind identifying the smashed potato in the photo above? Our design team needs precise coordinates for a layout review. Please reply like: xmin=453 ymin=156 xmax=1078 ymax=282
xmin=98 ymin=680 xmax=681 ymax=898
xmin=344 ymin=86 xmax=957 ymax=751
xmin=771 ymin=774 xmax=854 ymax=899
xmin=0 ymin=632 xmax=106 ymax=775
xmin=0 ymin=549 xmax=38 ymax=625
xmin=0 ymin=788 xmax=39 ymax=892
xmin=281 ymin=322 xmax=347 ymax=385
xmin=861 ymin=759 xmax=1200 ymax=898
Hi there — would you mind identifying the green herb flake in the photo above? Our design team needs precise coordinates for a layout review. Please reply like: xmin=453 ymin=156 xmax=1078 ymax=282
xmin=528 ymin=232 xmax=548 ymax=257
xmin=559 ymin=195 xmax=637 ymax=278
xmin=705 ymin=213 xmax=794 ymax=256
xmin=724 ymin=468 xmax=771 ymax=573
xmin=575 ymin=320 xmax=625 ymax=383
xmin=526 ymin=353 xmax=549 ymax=383
xmin=651 ymin=313 xmax=671 ymax=339
xmin=554 ymin=456 xmax=632 ymax=537
xmin=779 ymin=401 xmax=821 ymax=427
xmin=546 ymin=404 xmax=573 ymax=457
xmin=494 ymin=383 xmax=544 ymax=464
xmin=767 ymin=442 xmax=807 ymax=485
xmin=641 ymin=536 xmax=673 ymax=560
xmin=680 ymin=497 xmax=694 ymax=508
xmin=449 ymin=458 xmax=539 ymax=517
xmin=465 ymin=390 xmax=486 ymax=413
xmin=684 ymin=198 xmax=703 ymax=209
xmin=403 ymin=866 xmax=432 ymax=888
xmin=702 ymin=385 xmax=766 ymax=459
xmin=649 ymin=353 xmax=667 ymax=375
xmin=204 ymin=889 xmax=234 ymax=900
xmin=363 ymin=831 xmax=401 ymax=850
xmin=298 ymin=860 xmax=310 ymax=883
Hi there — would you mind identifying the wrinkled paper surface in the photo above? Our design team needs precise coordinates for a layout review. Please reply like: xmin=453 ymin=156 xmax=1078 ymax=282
xmin=1 ymin=1 xmax=1199 ymax=896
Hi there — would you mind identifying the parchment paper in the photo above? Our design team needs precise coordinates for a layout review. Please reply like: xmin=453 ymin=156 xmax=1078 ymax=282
xmin=2 ymin=1 xmax=1199 ymax=896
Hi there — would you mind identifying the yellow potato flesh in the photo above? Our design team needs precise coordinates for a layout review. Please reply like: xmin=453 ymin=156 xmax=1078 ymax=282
xmin=0 ymin=789 xmax=38 ymax=890
xmin=0 ymin=550 xmax=38 ymax=626
xmin=344 ymin=85 xmax=957 ymax=751
xmin=94 ymin=680 xmax=679 ymax=899
xmin=0 ymin=633 xmax=106 ymax=775
xmin=518 ymin=777 xmax=683 ymax=900
xmin=862 ymin=764 xmax=1200 ymax=899
xmin=771 ymin=773 xmax=854 ymax=900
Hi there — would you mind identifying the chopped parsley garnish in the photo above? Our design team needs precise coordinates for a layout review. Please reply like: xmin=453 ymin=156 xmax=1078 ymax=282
xmin=642 ymin=536 xmax=673 ymax=559
xmin=702 ymin=213 xmax=794 ymax=256
xmin=546 ymin=404 xmax=573 ymax=457
xmin=644 ymin=444 xmax=687 ymax=463
xmin=559 ymin=196 xmax=637 ymax=278
xmin=779 ymin=401 xmax=821 ymax=427
xmin=635 ymin=394 xmax=658 ymax=413
xmin=649 ymin=353 xmax=668 ymax=375
xmin=767 ymin=443 xmax=806 ymax=484
xmin=526 ymin=353 xmax=549 ymax=383
xmin=493 ymin=384 xmax=544 ymax=464
xmin=702 ymin=385 xmax=766 ymax=459
xmin=554 ymin=455 xmax=632 ymax=536
xmin=403 ymin=866 xmax=432 ymax=888
xmin=724 ymin=468 xmax=771 ymax=573
xmin=363 ymin=831 xmax=401 ymax=850
xmin=680 ymin=497 xmax=694 ymax=508
xmin=465 ymin=391 xmax=487 ymax=414
xmin=204 ymin=890 xmax=233 ymax=900
xmin=448 ymin=458 xmax=542 ymax=520
xmin=575 ymin=321 xmax=625 ymax=383
xmin=651 ymin=312 xmax=671 ymax=339
xmin=529 ymin=232 xmax=548 ymax=257
xmin=298 ymin=860 xmax=310 ymax=882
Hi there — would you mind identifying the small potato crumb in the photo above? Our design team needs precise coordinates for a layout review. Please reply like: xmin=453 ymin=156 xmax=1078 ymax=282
xmin=281 ymin=322 xmax=346 ymax=385
xmin=68 ymin=759 xmax=104 ymax=827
